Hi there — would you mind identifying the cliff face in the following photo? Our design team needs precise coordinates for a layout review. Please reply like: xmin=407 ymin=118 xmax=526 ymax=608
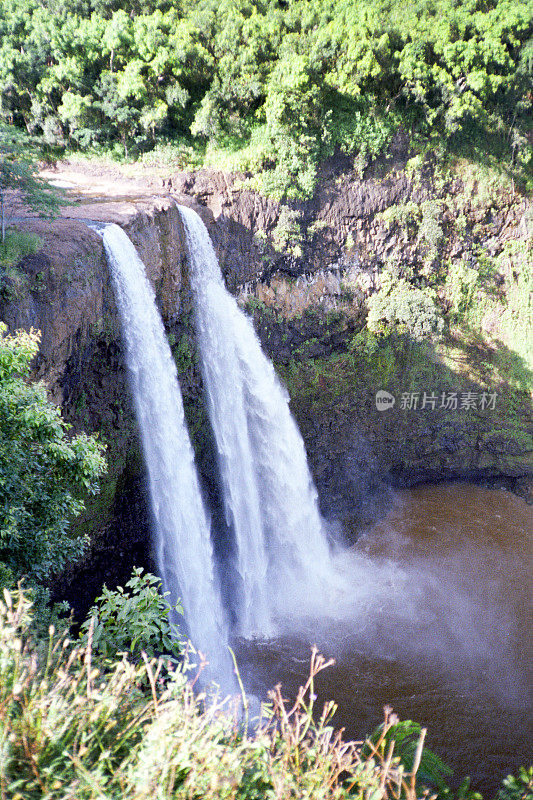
xmin=170 ymin=155 xmax=532 ymax=508
xmin=1 ymin=158 xmax=531 ymax=611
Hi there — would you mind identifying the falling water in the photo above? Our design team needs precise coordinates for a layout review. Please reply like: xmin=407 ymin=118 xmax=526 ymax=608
xmin=179 ymin=206 xmax=333 ymax=632
xmin=97 ymin=223 xmax=234 ymax=690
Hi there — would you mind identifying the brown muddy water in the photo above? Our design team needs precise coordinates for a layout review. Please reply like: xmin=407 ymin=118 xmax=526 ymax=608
xmin=235 ymin=483 xmax=533 ymax=795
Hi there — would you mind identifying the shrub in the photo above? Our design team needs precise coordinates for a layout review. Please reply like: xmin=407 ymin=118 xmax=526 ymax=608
xmin=0 ymin=587 xmax=174 ymax=799
xmin=445 ymin=260 xmax=481 ymax=319
xmin=418 ymin=201 xmax=444 ymax=270
xmin=80 ymin=567 xmax=185 ymax=661
xmin=0 ymin=324 xmax=106 ymax=588
xmin=367 ymin=273 xmax=444 ymax=340
xmin=272 ymin=206 xmax=303 ymax=255
xmin=497 ymin=767 xmax=533 ymax=800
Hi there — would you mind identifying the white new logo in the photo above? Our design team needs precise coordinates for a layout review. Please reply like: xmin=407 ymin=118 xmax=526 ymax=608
xmin=375 ymin=390 xmax=395 ymax=411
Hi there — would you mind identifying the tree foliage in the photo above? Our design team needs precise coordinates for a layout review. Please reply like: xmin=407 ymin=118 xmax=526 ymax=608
xmin=0 ymin=323 xmax=106 ymax=586
xmin=367 ymin=272 xmax=444 ymax=340
xmin=0 ymin=124 xmax=64 ymax=242
xmin=0 ymin=0 xmax=530 ymax=197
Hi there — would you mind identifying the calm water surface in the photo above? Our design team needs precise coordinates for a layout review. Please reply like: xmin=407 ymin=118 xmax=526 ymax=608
xmin=235 ymin=484 xmax=533 ymax=795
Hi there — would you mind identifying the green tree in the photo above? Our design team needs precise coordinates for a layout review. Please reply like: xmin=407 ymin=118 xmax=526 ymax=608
xmin=0 ymin=323 xmax=106 ymax=588
xmin=1 ymin=0 xmax=530 ymax=194
xmin=367 ymin=273 xmax=444 ymax=341
xmin=0 ymin=124 xmax=63 ymax=242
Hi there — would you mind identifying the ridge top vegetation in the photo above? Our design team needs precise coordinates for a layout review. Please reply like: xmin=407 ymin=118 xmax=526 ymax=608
xmin=0 ymin=0 xmax=531 ymax=198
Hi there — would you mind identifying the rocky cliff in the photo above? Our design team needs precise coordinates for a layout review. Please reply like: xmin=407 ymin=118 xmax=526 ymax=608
xmin=169 ymin=153 xmax=533 ymax=509
xmin=1 ymin=156 xmax=531 ymax=612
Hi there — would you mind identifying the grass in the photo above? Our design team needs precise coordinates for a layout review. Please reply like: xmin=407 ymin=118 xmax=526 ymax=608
xmin=3 ymin=587 xmax=521 ymax=800
xmin=0 ymin=230 xmax=42 ymax=268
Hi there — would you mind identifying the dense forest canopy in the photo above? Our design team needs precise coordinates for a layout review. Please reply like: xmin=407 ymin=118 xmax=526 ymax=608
xmin=0 ymin=0 xmax=531 ymax=197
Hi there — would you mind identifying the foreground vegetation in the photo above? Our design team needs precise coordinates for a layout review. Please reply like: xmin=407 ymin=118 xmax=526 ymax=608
xmin=0 ymin=0 xmax=531 ymax=198
xmin=0 ymin=324 xmax=106 ymax=607
xmin=2 ymin=585 xmax=532 ymax=800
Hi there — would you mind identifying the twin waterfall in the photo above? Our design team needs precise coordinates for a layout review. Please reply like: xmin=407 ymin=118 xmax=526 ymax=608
xmin=99 ymin=209 xmax=333 ymax=688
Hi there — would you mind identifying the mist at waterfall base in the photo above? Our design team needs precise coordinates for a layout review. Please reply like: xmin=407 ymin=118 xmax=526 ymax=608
xmin=97 ymin=222 xmax=234 ymax=692
xmin=236 ymin=483 xmax=533 ymax=793
xmin=179 ymin=206 xmax=528 ymax=708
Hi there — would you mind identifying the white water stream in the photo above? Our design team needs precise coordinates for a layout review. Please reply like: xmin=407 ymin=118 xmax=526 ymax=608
xmin=98 ymin=223 xmax=234 ymax=691
xmin=179 ymin=206 xmax=334 ymax=636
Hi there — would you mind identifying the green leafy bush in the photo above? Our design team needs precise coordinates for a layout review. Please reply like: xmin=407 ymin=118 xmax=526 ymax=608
xmin=0 ymin=587 xmax=176 ymax=799
xmin=366 ymin=716 xmax=452 ymax=791
xmin=418 ymin=201 xmax=444 ymax=270
xmin=272 ymin=205 xmax=303 ymax=255
xmin=497 ymin=766 xmax=533 ymax=800
xmin=445 ymin=260 xmax=481 ymax=318
xmin=367 ymin=273 xmax=444 ymax=340
xmin=0 ymin=324 xmax=106 ymax=587
xmin=80 ymin=567 xmax=184 ymax=660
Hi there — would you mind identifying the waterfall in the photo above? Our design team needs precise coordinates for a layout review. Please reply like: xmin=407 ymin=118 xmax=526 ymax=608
xmin=179 ymin=206 xmax=333 ymax=631
xmin=97 ymin=223 xmax=233 ymax=691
